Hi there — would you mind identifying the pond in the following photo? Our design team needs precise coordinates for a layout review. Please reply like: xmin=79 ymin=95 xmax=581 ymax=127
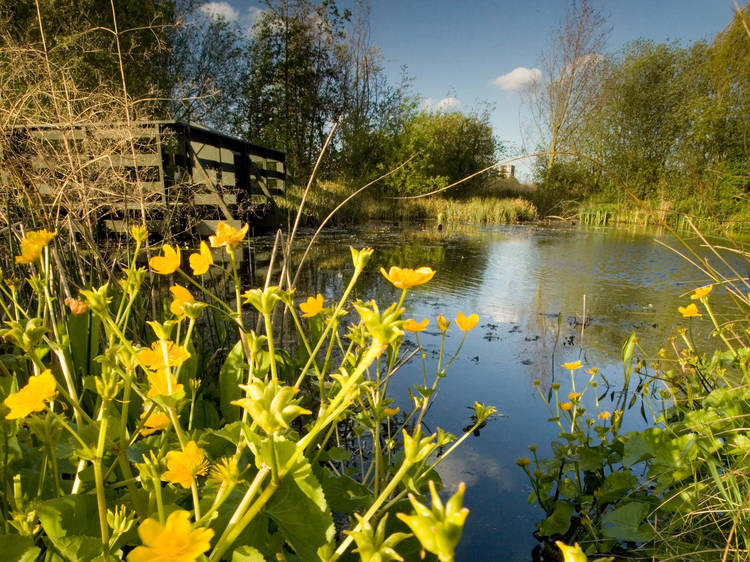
xmin=253 ymin=222 xmax=742 ymax=561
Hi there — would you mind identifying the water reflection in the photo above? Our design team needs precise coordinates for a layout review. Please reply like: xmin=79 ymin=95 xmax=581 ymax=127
xmin=254 ymin=223 xmax=741 ymax=561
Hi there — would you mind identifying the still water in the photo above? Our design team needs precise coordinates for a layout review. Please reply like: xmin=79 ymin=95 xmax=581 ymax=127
xmin=255 ymin=222 xmax=743 ymax=561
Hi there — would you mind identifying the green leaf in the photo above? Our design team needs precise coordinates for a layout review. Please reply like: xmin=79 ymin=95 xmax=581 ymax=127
xmin=578 ymin=445 xmax=606 ymax=471
xmin=232 ymin=545 xmax=267 ymax=561
xmin=263 ymin=438 xmax=334 ymax=560
xmin=67 ymin=310 xmax=101 ymax=378
xmin=559 ymin=477 xmax=578 ymax=499
xmin=0 ymin=535 xmax=41 ymax=562
xmin=622 ymin=332 xmax=636 ymax=363
xmin=313 ymin=465 xmax=372 ymax=513
xmin=48 ymin=536 xmax=104 ymax=562
xmin=601 ymin=501 xmax=652 ymax=542
xmin=38 ymin=495 xmax=101 ymax=539
xmin=538 ymin=500 xmax=574 ymax=537
xmin=219 ymin=340 xmax=246 ymax=423
xmin=622 ymin=433 xmax=653 ymax=467
xmin=595 ymin=471 xmax=637 ymax=504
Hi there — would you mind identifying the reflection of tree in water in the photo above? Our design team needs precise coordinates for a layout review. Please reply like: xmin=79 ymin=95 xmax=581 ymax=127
xmin=280 ymin=226 xmax=491 ymax=306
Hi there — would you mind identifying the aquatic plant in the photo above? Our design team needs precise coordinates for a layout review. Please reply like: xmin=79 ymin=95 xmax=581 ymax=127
xmin=0 ymin=223 xmax=493 ymax=561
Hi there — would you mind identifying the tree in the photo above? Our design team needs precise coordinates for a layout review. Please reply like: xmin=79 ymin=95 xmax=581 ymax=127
xmin=527 ymin=0 xmax=609 ymax=174
xmin=379 ymin=107 xmax=500 ymax=197
xmin=169 ymin=5 xmax=250 ymax=131
xmin=235 ymin=0 xmax=351 ymax=182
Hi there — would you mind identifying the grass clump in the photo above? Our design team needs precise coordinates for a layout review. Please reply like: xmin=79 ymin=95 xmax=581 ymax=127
xmin=280 ymin=180 xmax=538 ymax=225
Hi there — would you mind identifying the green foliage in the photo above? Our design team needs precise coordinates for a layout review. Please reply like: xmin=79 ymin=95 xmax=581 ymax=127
xmin=0 ymin=225 xmax=490 ymax=561
xmin=379 ymin=109 xmax=500 ymax=197
xmin=526 ymin=267 xmax=750 ymax=559
xmin=533 ymin=5 xmax=750 ymax=231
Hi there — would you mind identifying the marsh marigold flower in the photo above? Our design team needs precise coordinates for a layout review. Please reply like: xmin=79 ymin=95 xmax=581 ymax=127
xmin=678 ymin=303 xmax=701 ymax=318
xmin=437 ymin=314 xmax=450 ymax=332
xmin=562 ymin=360 xmax=582 ymax=371
xmin=209 ymin=222 xmax=248 ymax=251
xmin=560 ymin=402 xmax=573 ymax=412
xmin=455 ymin=312 xmax=478 ymax=332
xmin=147 ymin=370 xmax=184 ymax=398
xmin=404 ymin=318 xmax=429 ymax=332
xmin=130 ymin=224 xmax=148 ymax=243
xmin=140 ymin=410 xmax=171 ymax=436
xmin=162 ymin=441 xmax=209 ymax=488
xmin=4 ymin=370 xmax=57 ymax=419
xmin=300 ymin=294 xmax=324 ymax=318
xmin=189 ymin=241 xmax=213 ymax=275
xmin=169 ymin=285 xmax=194 ymax=317
xmin=555 ymin=541 xmax=587 ymax=562
xmin=149 ymin=245 xmax=180 ymax=275
xmin=16 ymin=229 xmax=56 ymax=264
xmin=380 ymin=266 xmax=435 ymax=290
xmin=598 ymin=411 xmax=611 ymax=420
xmin=138 ymin=341 xmax=190 ymax=371
xmin=691 ymin=285 xmax=712 ymax=300
xmin=127 ymin=509 xmax=213 ymax=562
xmin=568 ymin=392 xmax=581 ymax=402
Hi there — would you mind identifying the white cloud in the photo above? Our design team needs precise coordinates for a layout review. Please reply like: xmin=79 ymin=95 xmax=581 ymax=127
xmin=422 ymin=96 xmax=462 ymax=112
xmin=435 ymin=96 xmax=461 ymax=111
xmin=492 ymin=67 xmax=542 ymax=91
xmin=199 ymin=2 xmax=239 ymax=22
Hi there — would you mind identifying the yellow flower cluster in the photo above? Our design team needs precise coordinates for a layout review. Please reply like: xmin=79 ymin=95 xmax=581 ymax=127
xmin=148 ymin=222 xmax=248 ymax=276
xmin=16 ymin=229 xmax=56 ymax=264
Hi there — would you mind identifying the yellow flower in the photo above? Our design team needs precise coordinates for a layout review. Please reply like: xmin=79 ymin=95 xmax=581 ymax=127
xmin=598 ymin=411 xmax=611 ymax=420
xmin=126 ymin=510 xmax=213 ymax=562
xmin=149 ymin=245 xmax=181 ymax=275
xmin=383 ymin=407 xmax=400 ymax=417
xmin=147 ymin=370 xmax=184 ymax=398
xmin=138 ymin=341 xmax=191 ymax=371
xmin=403 ymin=318 xmax=429 ymax=332
xmin=3 ymin=370 xmax=57 ymax=419
xmin=140 ymin=410 xmax=171 ymax=436
xmin=130 ymin=224 xmax=148 ymax=243
xmin=678 ymin=303 xmax=701 ymax=318
xmin=568 ymin=392 xmax=581 ymax=402
xmin=560 ymin=402 xmax=573 ymax=412
xmin=169 ymin=285 xmax=194 ymax=317
xmin=380 ymin=266 xmax=435 ymax=289
xmin=300 ymin=294 xmax=324 ymax=318
xmin=562 ymin=360 xmax=582 ymax=371
xmin=209 ymin=222 xmax=248 ymax=251
xmin=16 ymin=229 xmax=56 ymax=264
xmin=555 ymin=541 xmax=587 ymax=562
xmin=162 ymin=441 xmax=209 ymax=488
xmin=455 ymin=312 xmax=478 ymax=332
xmin=437 ymin=314 xmax=450 ymax=332
xmin=584 ymin=367 xmax=599 ymax=375
xmin=691 ymin=285 xmax=712 ymax=300
xmin=189 ymin=241 xmax=213 ymax=275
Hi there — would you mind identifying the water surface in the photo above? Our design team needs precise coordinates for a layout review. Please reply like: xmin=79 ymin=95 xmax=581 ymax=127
xmin=256 ymin=223 xmax=743 ymax=560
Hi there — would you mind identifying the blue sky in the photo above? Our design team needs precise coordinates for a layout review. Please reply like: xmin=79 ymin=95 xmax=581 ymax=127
xmin=199 ymin=0 xmax=737 ymax=179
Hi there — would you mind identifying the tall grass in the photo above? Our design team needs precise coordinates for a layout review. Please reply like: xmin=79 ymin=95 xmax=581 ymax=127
xmin=280 ymin=180 xmax=538 ymax=225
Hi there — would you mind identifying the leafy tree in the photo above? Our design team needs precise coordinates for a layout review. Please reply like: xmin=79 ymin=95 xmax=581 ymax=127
xmin=169 ymin=4 xmax=250 ymax=130
xmin=234 ymin=0 xmax=351 ymax=182
xmin=379 ymin=107 xmax=500 ymax=197
xmin=526 ymin=0 xmax=609 ymax=173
